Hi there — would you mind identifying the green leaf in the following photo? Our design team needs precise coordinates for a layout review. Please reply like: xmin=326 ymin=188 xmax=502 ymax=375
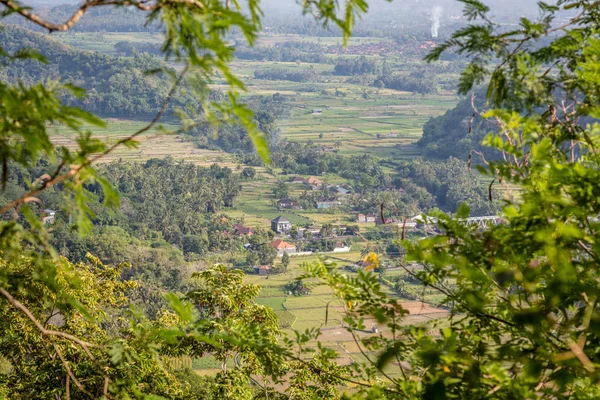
xmin=165 ymin=292 xmax=194 ymax=324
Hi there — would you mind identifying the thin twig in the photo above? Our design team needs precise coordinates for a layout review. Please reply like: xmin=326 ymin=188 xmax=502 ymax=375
xmin=66 ymin=374 xmax=70 ymax=400
xmin=52 ymin=343 xmax=92 ymax=397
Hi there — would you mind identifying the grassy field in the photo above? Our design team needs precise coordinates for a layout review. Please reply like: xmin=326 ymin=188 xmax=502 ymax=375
xmin=55 ymin=32 xmax=164 ymax=55
xmin=49 ymin=119 xmax=244 ymax=167
xmin=221 ymin=57 xmax=458 ymax=158
xmin=49 ymin=31 xmax=458 ymax=161
xmin=53 ymin=32 xmax=390 ymax=55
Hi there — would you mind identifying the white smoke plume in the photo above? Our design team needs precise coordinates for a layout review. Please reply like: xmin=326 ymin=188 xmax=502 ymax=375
xmin=431 ymin=6 xmax=442 ymax=38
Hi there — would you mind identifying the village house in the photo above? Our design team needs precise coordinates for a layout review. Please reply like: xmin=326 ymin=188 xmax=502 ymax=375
xmin=333 ymin=241 xmax=350 ymax=253
xmin=327 ymin=184 xmax=350 ymax=195
xmin=253 ymin=265 xmax=271 ymax=276
xmin=309 ymin=228 xmax=321 ymax=237
xmin=277 ymin=198 xmax=302 ymax=210
xmin=269 ymin=239 xmax=297 ymax=256
xmin=271 ymin=216 xmax=292 ymax=234
xmin=320 ymin=146 xmax=337 ymax=153
xmin=376 ymin=215 xmax=394 ymax=225
xmin=307 ymin=176 xmax=324 ymax=189
xmin=232 ymin=223 xmax=254 ymax=236
xmin=289 ymin=176 xmax=323 ymax=189
xmin=298 ymin=228 xmax=321 ymax=239
xmin=334 ymin=185 xmax=350 ymax=195
xmin=357 ymin=213 xmax=377 ymax=223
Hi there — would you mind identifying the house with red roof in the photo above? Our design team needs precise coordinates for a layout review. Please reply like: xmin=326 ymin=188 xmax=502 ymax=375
xmin=232 ymin=224 xmax=254 ymax=236
xmin=269 ymin=239 xmax=297 ymax=256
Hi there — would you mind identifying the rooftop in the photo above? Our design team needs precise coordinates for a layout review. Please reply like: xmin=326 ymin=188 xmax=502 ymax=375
xmin=270 ymin=239 xmax=296 ymax=250
xmin=272 ymin=215 xmax=290 ymax=223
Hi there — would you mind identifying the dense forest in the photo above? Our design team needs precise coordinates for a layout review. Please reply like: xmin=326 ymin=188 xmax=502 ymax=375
xmin=3 ymin=157 xmax=279 ymax=317
xmin=0 ymin=24 xmax=201 ymax=118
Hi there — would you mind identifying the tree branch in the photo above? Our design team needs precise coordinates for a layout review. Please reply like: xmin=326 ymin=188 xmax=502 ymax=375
xmin=0 ymin=0 xmax=206 ymax=33
xmin=0 ymin=287 xmax=97 ymax=356
xmin=52 ymin=343 xmax=91 ymax=397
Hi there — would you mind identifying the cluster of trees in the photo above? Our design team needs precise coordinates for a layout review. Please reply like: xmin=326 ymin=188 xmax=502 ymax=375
xmin=253 ymin=67 xmax=320 ymax=82
xmin=374 ymin=70 xmax=438 ymax=94
xmin=183 ymin=95 xmax=286 ymax=153
xmin=333 ymin=56 xmax=378 ymax=75
xmin=235 ymin=42 xmax=330 ymax=64
xmin=5 ymin=5 xmax=159 ymax=32
xmin=397 ymin=157 xmax=500 ymax=216
xmin=98 ymin=158 xmax=242 ymax=244
xmin=0 ymin=25 xmax=199 ymax=118
xmin=3 ymin=156 xmax=255 ymax=259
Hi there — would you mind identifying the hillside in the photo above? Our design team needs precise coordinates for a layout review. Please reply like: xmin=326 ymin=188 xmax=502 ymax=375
xmin=417 ymin=90 xmax=498 ymax=160
xmin=0 ymin=24 xmax=198 ymax=118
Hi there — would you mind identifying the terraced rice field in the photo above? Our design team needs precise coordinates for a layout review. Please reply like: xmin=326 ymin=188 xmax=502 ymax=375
xmin=55 ymin=32 xmax=164 ymax=55
xmin=245 ymin=250 xmax=449 ymax=366
xmin=277 ymin=94 xmax=456 ymax=157
xmin=49 ymin=119 xmax=239 ymax=166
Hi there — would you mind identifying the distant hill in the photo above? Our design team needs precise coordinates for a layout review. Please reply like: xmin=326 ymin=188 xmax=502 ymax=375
xmin=417 ymin=91 xmax=498 ymax=160
xmin=0 ymin=24 xmax=200 ymax=119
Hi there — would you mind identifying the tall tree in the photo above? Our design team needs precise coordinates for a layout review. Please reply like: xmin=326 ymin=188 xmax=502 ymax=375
xmin=281 ymin=251 xmax=290 ymax=272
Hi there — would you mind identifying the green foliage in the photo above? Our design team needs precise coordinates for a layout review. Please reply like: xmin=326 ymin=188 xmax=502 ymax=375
xmin=294 ymin=1 xmax=600 ymax=398
xmin=183 ymin=265 xmax=281 ymax=373
xmin=272 ymin=180 xmax=289 ymax=199
xmin=0 ymin=0 xmax=373 ymax=396
xmin=8 ymin=0 xmax=600 ymax=398
xmin=281 ymin=251 xmax=290 ymax=272
xmin=0 ymin=254 xmax=186 ymax=398
xmin=333 ymin=55 xmax=378 ymax=75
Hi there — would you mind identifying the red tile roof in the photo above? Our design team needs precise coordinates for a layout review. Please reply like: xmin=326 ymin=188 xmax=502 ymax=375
xmin=270 ymin=239 xmax=296 ymax=250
